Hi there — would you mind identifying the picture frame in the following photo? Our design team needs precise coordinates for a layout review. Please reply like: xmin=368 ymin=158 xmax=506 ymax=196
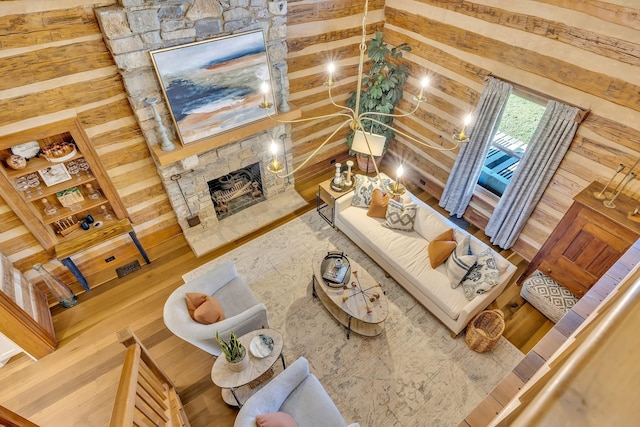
xmin=150 ymin=30 xmax=277 ymax=145
xmin=38 ymin=163 xmax=72 ymax=187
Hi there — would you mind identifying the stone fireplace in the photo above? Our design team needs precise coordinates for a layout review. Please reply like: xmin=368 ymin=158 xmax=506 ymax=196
xmin=95 ymin=0 xmax=306 ymax=256
xmin=209 ymin=162 xmax=265 ymax=220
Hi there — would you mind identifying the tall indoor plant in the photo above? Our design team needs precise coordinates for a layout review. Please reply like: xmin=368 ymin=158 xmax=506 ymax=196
xmin=346 ymin=31 xmax=411 ymax=165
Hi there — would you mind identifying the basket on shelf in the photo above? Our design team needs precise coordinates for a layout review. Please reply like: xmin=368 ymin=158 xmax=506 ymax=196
xmin=465 ymin=309 xmax=505 ymax=353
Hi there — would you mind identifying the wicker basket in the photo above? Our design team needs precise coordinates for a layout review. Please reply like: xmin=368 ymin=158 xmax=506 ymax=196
xmin=465 ymin=309 xmax=505 ymax=353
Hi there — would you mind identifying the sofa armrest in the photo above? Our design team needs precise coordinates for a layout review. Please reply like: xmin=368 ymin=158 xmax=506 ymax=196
xmin=234 ymin=357 xmax=311 ymax=427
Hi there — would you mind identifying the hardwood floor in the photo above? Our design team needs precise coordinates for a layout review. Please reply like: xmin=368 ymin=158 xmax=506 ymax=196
xmin=0 ymin=170 xmax=550 ymax=426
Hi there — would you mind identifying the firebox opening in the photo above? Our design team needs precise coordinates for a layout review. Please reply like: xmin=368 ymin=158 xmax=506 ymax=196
xmin=208 ymin=163 xmax=265 ymax=220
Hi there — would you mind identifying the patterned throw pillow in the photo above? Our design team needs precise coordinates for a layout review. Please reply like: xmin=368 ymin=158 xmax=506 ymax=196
xmin=460 ymin=248 xmax=499 ymax=300
xmin=446 ymin=235 xmax=477 ymax=288
xmin=351 ymin=175 xmax=391 ymax=207
xmin=382 ymin=199 xmax=417 ymax=231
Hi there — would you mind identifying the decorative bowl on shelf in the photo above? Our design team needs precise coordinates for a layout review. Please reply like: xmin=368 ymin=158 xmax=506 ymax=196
xmin=6 ymin=154 xmax=27 ymax=170
xmin=40 ymin=142 xmax=77 ymax=163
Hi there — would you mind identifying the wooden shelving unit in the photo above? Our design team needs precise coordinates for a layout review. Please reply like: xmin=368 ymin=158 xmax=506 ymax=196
xmin=0 ymin=118 xmax=128 ymax=253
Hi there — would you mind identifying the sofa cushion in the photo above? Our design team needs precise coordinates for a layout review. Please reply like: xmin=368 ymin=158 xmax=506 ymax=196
xmin=351 ymin=175 xmax=391 ymax=207
xmin=428 ymin=229 xmax=456 ymax=268
xmin=447 ymin=235 xmax=477 ymax=288
xmin=414 ymin=207 xmax=453 ymax=241
xmin=185 ymin=292 xmax=225 ymax=324
xmin=367 ymin=188 xmax=389 ymax=218
xmin=382 ymin=199 xmax=417 ymax=231
xmin=461 ymin=248 xmax=500 ymax=300
xmin=256 ymin=412 xmax=298 ymax=427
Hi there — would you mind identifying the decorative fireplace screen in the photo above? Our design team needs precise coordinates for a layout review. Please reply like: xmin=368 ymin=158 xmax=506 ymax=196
xmin=208 ymin=162 xmax=265 ymax=220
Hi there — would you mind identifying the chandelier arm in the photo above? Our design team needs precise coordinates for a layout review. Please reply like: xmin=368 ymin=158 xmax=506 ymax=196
xmin=353 ymin=0 xmax=369 ymax=120
xmin=273 ymin=118 xmax=353 ymax=178
xmin=360 ymin=117 xmax=460 ymax=152
xmin=264 ymin=109 xmax=353 ymax=124
xmin=327 ymin=86 xmax=357 ymax=117
xmin=358 ymin=100 xmax=422 ymax=121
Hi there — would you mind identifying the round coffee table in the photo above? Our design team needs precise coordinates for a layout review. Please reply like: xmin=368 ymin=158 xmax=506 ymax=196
xmin=211 ymin=328 xmax=286 ymax=407
xmin=312 ymin=251 xmax=389 ymax=338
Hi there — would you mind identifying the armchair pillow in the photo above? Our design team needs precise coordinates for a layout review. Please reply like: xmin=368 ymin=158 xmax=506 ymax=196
xmin=185 ymin=292 xmax=225 ymax=325
xmin=256 ymin=412 xmax=298 ymax=427
xmin=382 ymin=199 xmax=417 ymax=231
xmin=428 ymin=228 xmax=456 ymax=268
xmin=446 ymin=235 xmax=477 ymax=288
xmin=461 ymin=248 xmax=500 ymax=300
xmin=367 ymin=188 xmax=389 ymax=218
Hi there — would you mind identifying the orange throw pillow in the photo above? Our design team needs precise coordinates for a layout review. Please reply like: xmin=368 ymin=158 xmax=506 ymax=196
xmin=367 ymin=188 xmax=389 ymax=218
xmin=185 ymin=292 xmax=225 ymax=324
xmin=256 ymin=412 xmax=298 ymax=427
xmin=428 ymin=229 xmax=457 ymax=268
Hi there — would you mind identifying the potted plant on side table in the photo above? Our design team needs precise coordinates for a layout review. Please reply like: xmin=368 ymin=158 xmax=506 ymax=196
xmin=345 ymin=31 xmax=412 ymax=171
xmin=216 ymin=331 xmax=248 ymax=372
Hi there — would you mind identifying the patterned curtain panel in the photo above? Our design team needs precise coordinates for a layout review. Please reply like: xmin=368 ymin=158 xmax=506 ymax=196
xmin=439 ymin=77 xmax=513 ymax=217
xmin=486 ymin=101 xmax=580 ymax=249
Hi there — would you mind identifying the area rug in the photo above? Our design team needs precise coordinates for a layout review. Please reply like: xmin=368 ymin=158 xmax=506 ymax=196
xmin=185 ymin=211 xmax=523 ymax=426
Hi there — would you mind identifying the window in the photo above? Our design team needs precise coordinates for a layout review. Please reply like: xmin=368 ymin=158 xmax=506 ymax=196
xmin=478 ymin=93 xmax=546 ymax=196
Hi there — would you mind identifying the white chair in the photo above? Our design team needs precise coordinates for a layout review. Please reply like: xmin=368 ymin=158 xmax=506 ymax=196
xmin=163 ymin=261 xmax=269 ymax=356
xmin=234 ymin=357 xmax=360 ymax=427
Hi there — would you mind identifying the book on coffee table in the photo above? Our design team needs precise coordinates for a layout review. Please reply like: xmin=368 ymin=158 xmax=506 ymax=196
xmin=322 ymin=257 xmax=349 ymax=284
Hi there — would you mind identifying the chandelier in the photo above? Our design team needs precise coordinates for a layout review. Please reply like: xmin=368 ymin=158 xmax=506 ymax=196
xmin=260 ymin=0 xmax=471 ymax=181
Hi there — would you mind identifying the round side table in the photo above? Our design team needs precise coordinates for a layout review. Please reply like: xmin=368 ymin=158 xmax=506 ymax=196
xmin=211 ymin=329 xmax=285 ymax=407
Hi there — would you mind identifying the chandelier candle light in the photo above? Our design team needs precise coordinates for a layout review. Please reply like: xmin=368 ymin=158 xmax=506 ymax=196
xmin=261 ymin=0 xmax=470 ymax=180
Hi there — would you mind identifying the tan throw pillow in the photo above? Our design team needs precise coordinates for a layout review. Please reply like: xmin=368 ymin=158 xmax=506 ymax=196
xmin=185 ymin=292 xmax=225 ymax=325
xmin=256 ymin=412 xmax=298 ymax=427
xmin=428 ymin=229 xmax=456 ymax=268
xmin=367 ymin=188 xmax=389 ymax=218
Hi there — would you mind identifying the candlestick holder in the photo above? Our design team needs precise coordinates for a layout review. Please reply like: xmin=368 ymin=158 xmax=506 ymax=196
xmin=344 ymin=160 xmax=354 ymax=187
xmin=604 ymin=172 xmax=635 ymax=209
xmin=275 ymin=63 xmax=290 ymax=113
xmin=594 ymin=163 xmax=624 ymax=200
xmin=146 ymin=98 xmax=175 ymax=152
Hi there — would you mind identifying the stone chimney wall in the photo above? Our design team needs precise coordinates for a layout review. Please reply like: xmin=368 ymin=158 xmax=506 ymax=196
xmin=94 ymin=0 xmax=294 ymax=247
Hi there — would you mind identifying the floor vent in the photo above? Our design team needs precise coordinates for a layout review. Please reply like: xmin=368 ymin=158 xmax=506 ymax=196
xmin=116 ymin=260 xmax=141 ymax=278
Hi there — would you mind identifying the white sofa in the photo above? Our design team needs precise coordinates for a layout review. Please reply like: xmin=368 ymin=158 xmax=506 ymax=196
xmin=335 ymin=183 xmax=516 ymax=335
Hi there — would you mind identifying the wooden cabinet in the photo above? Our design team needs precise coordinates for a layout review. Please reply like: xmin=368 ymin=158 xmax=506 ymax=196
xmin=0 ymin=118 xmax=128 ymax=253
xmin=519 ymin=181 xmax=640 ymax=297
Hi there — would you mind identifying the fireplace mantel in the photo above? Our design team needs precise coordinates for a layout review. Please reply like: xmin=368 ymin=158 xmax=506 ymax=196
xmin=151 ymin=105 xmax=301 ymax=166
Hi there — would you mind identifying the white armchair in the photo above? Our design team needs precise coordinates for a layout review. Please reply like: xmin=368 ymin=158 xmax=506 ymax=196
xmin=234 ymin=357 xmax=360 ymax=427
xmin=163 ymin=261 xmax=269 ymax=356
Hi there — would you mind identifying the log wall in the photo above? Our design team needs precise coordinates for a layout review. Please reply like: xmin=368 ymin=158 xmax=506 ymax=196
xmin=0 ymin=1 xmax=180 ymax=296
xmin=381 ymin=0 xmax=640 ymax=260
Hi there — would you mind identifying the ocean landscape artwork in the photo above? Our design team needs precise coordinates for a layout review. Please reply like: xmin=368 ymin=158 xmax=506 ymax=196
xmin=150 ymin=30 xmax=277 ymax=145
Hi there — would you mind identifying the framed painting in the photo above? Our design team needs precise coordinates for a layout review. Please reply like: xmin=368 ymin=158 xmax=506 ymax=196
xmin=150 ymin=30 xmax=277 ymax=145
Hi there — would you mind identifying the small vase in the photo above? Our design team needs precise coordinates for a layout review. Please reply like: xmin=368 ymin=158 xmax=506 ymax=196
xmin=33 ymin=263 xmax=78 ymax=308
xmin=227 ymin=352 xmax=249 ymax=372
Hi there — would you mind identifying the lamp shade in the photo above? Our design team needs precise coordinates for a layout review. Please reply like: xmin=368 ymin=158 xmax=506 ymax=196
xmin=351 ymin=130 xmax=386 ymax=157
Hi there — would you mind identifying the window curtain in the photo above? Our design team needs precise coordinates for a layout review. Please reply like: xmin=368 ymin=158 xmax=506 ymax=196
xmin=439 ymin=77 xmax=513 ymax=217
xmin=485 ymin=100 xmax=580 ymax=249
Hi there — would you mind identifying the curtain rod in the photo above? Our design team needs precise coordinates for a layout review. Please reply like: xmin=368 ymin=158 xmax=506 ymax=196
xmin=484 ymin=74 xmax=590 ymax=124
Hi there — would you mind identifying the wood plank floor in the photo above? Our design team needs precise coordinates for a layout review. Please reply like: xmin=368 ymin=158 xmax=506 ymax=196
xmin=0 ymin=170 xmax=551 ymax=426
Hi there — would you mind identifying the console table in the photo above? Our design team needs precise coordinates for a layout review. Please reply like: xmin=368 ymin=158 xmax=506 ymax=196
xmin=55 ymin=218 xmax=150 ymax=291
